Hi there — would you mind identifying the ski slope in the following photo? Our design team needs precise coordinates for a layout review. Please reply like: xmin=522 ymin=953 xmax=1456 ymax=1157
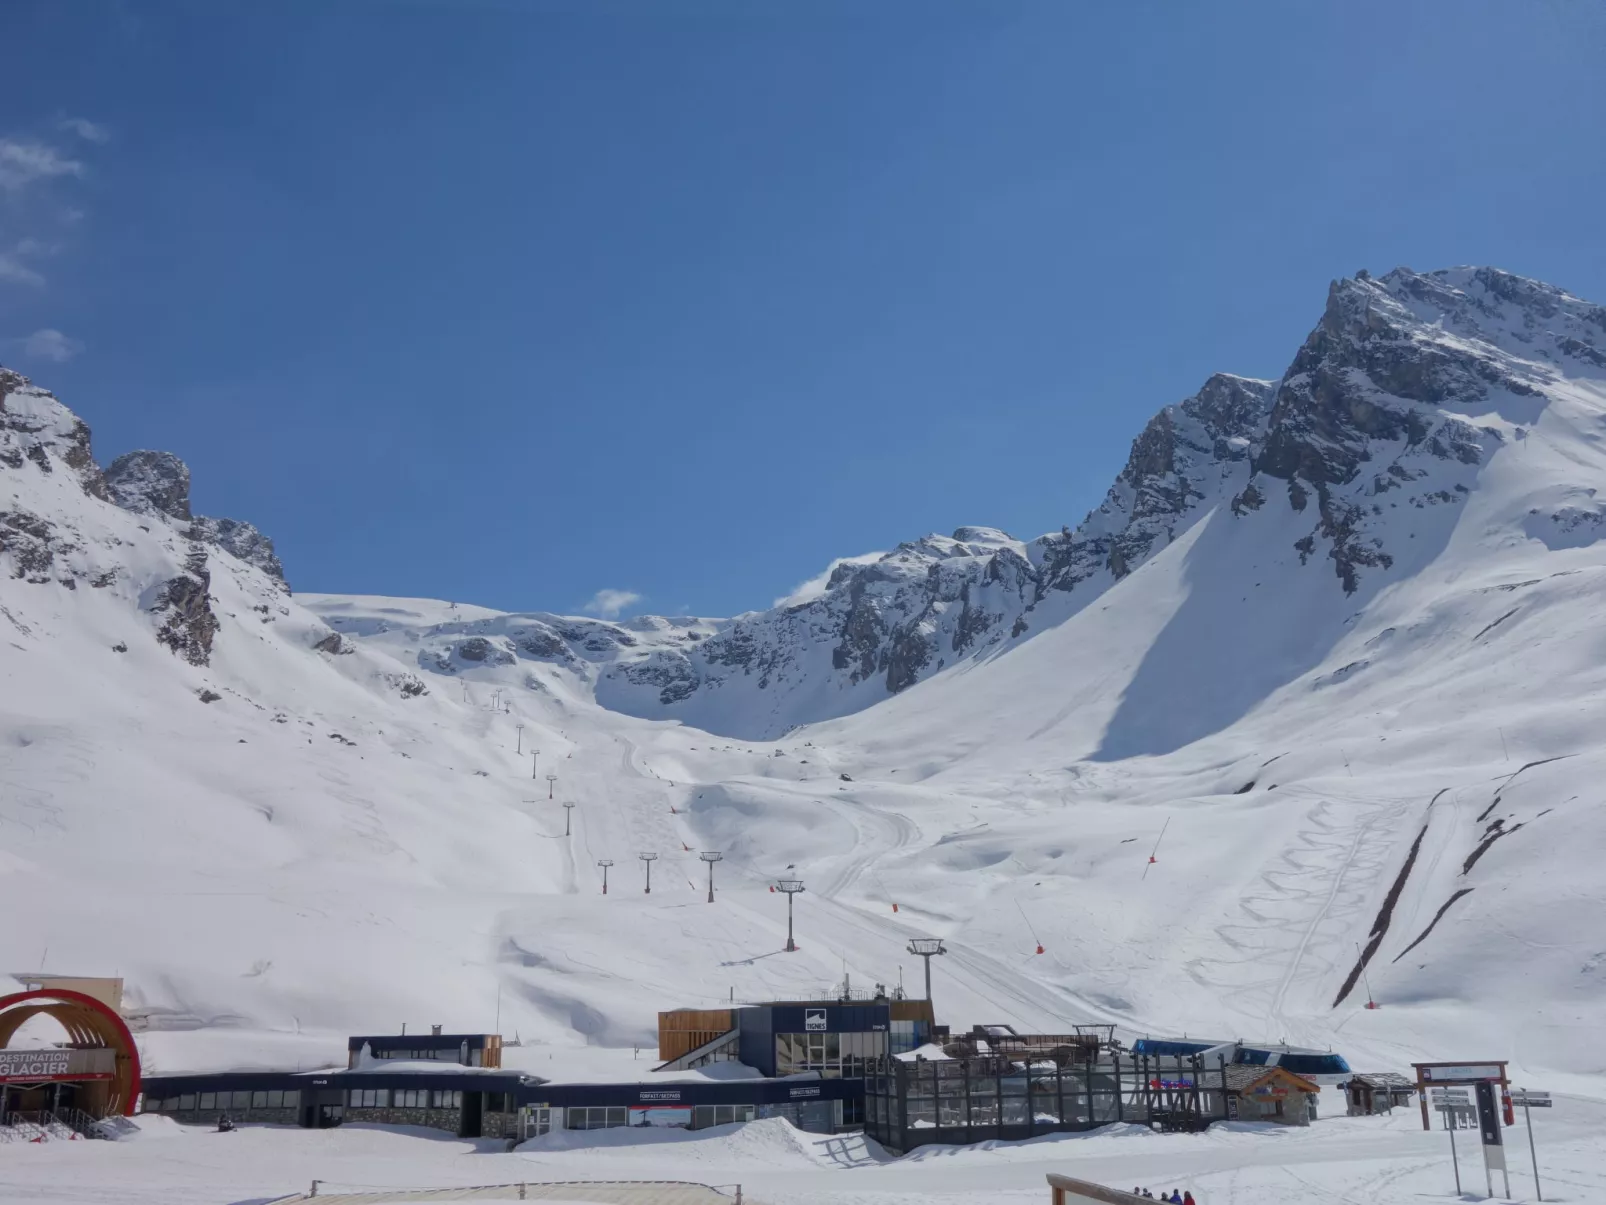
xmin=3 ymin=266 xmax=1606 ymax=1098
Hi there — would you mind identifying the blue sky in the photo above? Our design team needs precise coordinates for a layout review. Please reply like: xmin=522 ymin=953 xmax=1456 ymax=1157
xmin=2 ymin=1 xmax=1604 ymax=618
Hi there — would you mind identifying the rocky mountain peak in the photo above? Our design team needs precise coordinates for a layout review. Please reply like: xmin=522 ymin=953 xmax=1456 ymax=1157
xmin=1239 ymin=265 xmax=1603 ymax=594
xmin=104 ymin=449 xmax=194 ymax=520
xmin=101 ymin=449 xmax=286 ymax=586
xmin=0 ymin=367 xmax=108 ymax=500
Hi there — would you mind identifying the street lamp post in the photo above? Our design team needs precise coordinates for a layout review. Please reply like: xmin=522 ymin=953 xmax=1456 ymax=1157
xmin=597 ymin=859 xmax=613 ymax=894
xmin=531 ymin=749 xmax=540 ymax=779
xmin=776 ymin=879 xmax=805 ymax=952
xmin=699 ymin=851 xmax=723 ymax=903
xmin=562 ymin=801 xmax=575 ymax=836
xmin=639 ymin=852 xmax=658 ymax=894
xmin=906 ymin=938 xmax=947 ymax=1017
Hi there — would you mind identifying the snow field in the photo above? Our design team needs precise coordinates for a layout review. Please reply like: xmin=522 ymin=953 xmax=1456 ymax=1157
xmin=5 ymin=1104 xmax=1606 ymax=1205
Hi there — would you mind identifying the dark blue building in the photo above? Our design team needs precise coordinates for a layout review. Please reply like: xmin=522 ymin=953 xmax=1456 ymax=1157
xmin=737 ymin=1001 xmax=897 ymax=1078
xmin=138 ymin=1064 xmax=862 ymax=1138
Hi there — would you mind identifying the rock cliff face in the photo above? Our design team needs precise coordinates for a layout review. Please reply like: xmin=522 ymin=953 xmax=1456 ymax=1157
xmin=1237 ymin=267 xmax=1606 ymax=591
xmin=0 ymin=368 xmax=291 ymax=667
xmin=104 ymin=449 xmax=287 ymax=586
xmin=1 ymin=367 xmax=108 ymax=500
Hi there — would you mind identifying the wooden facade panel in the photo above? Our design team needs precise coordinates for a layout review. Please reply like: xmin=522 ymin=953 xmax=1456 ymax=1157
xmin=890 ymin=999 xmax=934 ymax=1025
xmin=657 ymin=1009 xmax=732 ymax=1061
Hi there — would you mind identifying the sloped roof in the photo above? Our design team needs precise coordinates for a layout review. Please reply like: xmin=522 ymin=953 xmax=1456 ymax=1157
xmin=1223 ymin=1064 xmax=1320 ymax=1094
xmin=1349 ymin=1072 xmax=1415 ymax=1089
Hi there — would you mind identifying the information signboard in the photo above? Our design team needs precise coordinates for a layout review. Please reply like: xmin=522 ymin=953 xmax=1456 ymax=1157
xmin=1423 ymin=1064 xmax=1504 ymax=1082
xmin=0 ymin=1049 xmax=71 ymax=1080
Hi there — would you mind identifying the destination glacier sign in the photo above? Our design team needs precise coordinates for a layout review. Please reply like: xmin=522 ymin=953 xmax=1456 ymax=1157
xmin=0 ymin=1049 xmax=71 ymax=1079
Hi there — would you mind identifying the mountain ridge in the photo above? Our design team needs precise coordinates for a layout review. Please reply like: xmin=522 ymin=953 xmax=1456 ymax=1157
xmin=322 ymin=263 xmax=1606 ymax=737
xmin=3 ymin=263 xmax=1606 ymax=1080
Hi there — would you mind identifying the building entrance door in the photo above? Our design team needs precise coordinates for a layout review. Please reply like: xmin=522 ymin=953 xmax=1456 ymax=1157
xmin=519 ymin=1106 xmax=552 ymax=1139
xmin=459 ymin=1091 xmax=483 ymax=1138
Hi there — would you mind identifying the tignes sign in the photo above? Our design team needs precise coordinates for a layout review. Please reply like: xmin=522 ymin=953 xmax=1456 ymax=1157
xmin=0 ymin=1049 xmax=71 ymax=1079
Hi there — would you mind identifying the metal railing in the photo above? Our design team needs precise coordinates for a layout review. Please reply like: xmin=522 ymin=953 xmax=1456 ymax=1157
xmin=53 ymin=1106 xmax=104 ymax=1138
xmin=3 ymin=1111 xmax=68 ymax=1142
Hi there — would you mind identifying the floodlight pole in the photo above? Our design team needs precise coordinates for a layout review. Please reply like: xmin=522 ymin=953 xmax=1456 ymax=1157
xmin=516 ymin=724 xmax=523 ymax=755
xmin=906 ymin=938 xmax=947 ymax=1017
xmin=531 ymin=750 xmax=540 ymax=779
xmin=776 ymin=880 xmax=805 ymax=952
xmin=640 ymin=852 xmax=658 ymax=894
xmin=562 ymin=802 xmax=575 ymax=837
xmin=546 ymin=773 xmax=558 ymax=800
xmin=597 ymin=859 xmax=613 ymax=894
xmin=699 ymin=851 xmax=723 ymax=903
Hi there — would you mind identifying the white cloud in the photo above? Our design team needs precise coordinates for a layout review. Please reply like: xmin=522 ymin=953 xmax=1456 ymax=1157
xmin=582 ymin=588 xmax=643 ymax=619
xmin=20 ymin=329 xmax=84 ymax=362
xmin=58 ymin=118 xmax=109 ymax=144
xmin=0 ymin=252 xmax=45 ymax=287
xmin=0 ymin=139 xmax=84 ymax=192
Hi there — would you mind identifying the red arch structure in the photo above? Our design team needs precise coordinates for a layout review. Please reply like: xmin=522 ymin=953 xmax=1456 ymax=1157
xmin=0 ymin=988 xmax=142 ymax=1116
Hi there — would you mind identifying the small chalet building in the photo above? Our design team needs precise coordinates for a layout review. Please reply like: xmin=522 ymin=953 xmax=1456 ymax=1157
xmin=1344 ymin=1072 xmax=1415 ymax=1116
xmin=1223 ymin=1064 xmax=1320 ymax=1125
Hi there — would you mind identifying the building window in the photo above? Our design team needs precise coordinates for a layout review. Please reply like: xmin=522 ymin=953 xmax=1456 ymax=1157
xmin=198 ymin=1093 xmax=216 ymax=1111
xmin=395 ymin=1089 xmax=429 ymax=1108
xmin=178 ymin=1094 xmax=196 ymax=1112
xmin=349 ymin=1089 xmax=390 ymax=1108
xmin=430 ymin=1089 xmax=462 ymax=1110
xmin=282 ymin=1091 xmax=299 ymax=1109
xmin=252 ymin=1091 xmax=268 ymax=1109
xmin=376 ymin=1047 xmax=450 ymax=1061
xmin=691 ymin=1103 xmax=756 ymax=1129
xmin=230 ymin=1091 xmax=252 ymax=1111
xmin=566 ymin=1106 xmax=628 ymax=1130
xmin=777 ymin=1030 xmax=886 ymax=1078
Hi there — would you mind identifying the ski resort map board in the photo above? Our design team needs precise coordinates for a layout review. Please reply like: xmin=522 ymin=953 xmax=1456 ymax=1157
xmin=1411 ymin=1061 xmax=1509 ymax=1130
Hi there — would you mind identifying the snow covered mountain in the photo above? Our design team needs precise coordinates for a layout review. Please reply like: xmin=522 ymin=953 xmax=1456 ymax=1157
xmin=308 ymin=267 xmax=1606 ymax=743
xmin=3 ymin=265 xmax=1605 ymax=1087
xmin=307 ymin=371 xmax=1279 ymax=740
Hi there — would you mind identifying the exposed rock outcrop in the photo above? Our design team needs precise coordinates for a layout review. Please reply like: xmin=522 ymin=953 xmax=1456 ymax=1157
xmin=152 ymin=546 xmax=220 ymax=666
xmin=104 ymin=448 xmax=287 ymax=587
xmin=1238 ymin=267 xmax=1602 ymax=592
xmin=0 ymin=368 xmax=107 ymax=499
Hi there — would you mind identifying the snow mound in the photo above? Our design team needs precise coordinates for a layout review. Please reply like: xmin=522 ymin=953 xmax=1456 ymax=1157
xmin=516 ymin=1116 xmax=888 ymax=1170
